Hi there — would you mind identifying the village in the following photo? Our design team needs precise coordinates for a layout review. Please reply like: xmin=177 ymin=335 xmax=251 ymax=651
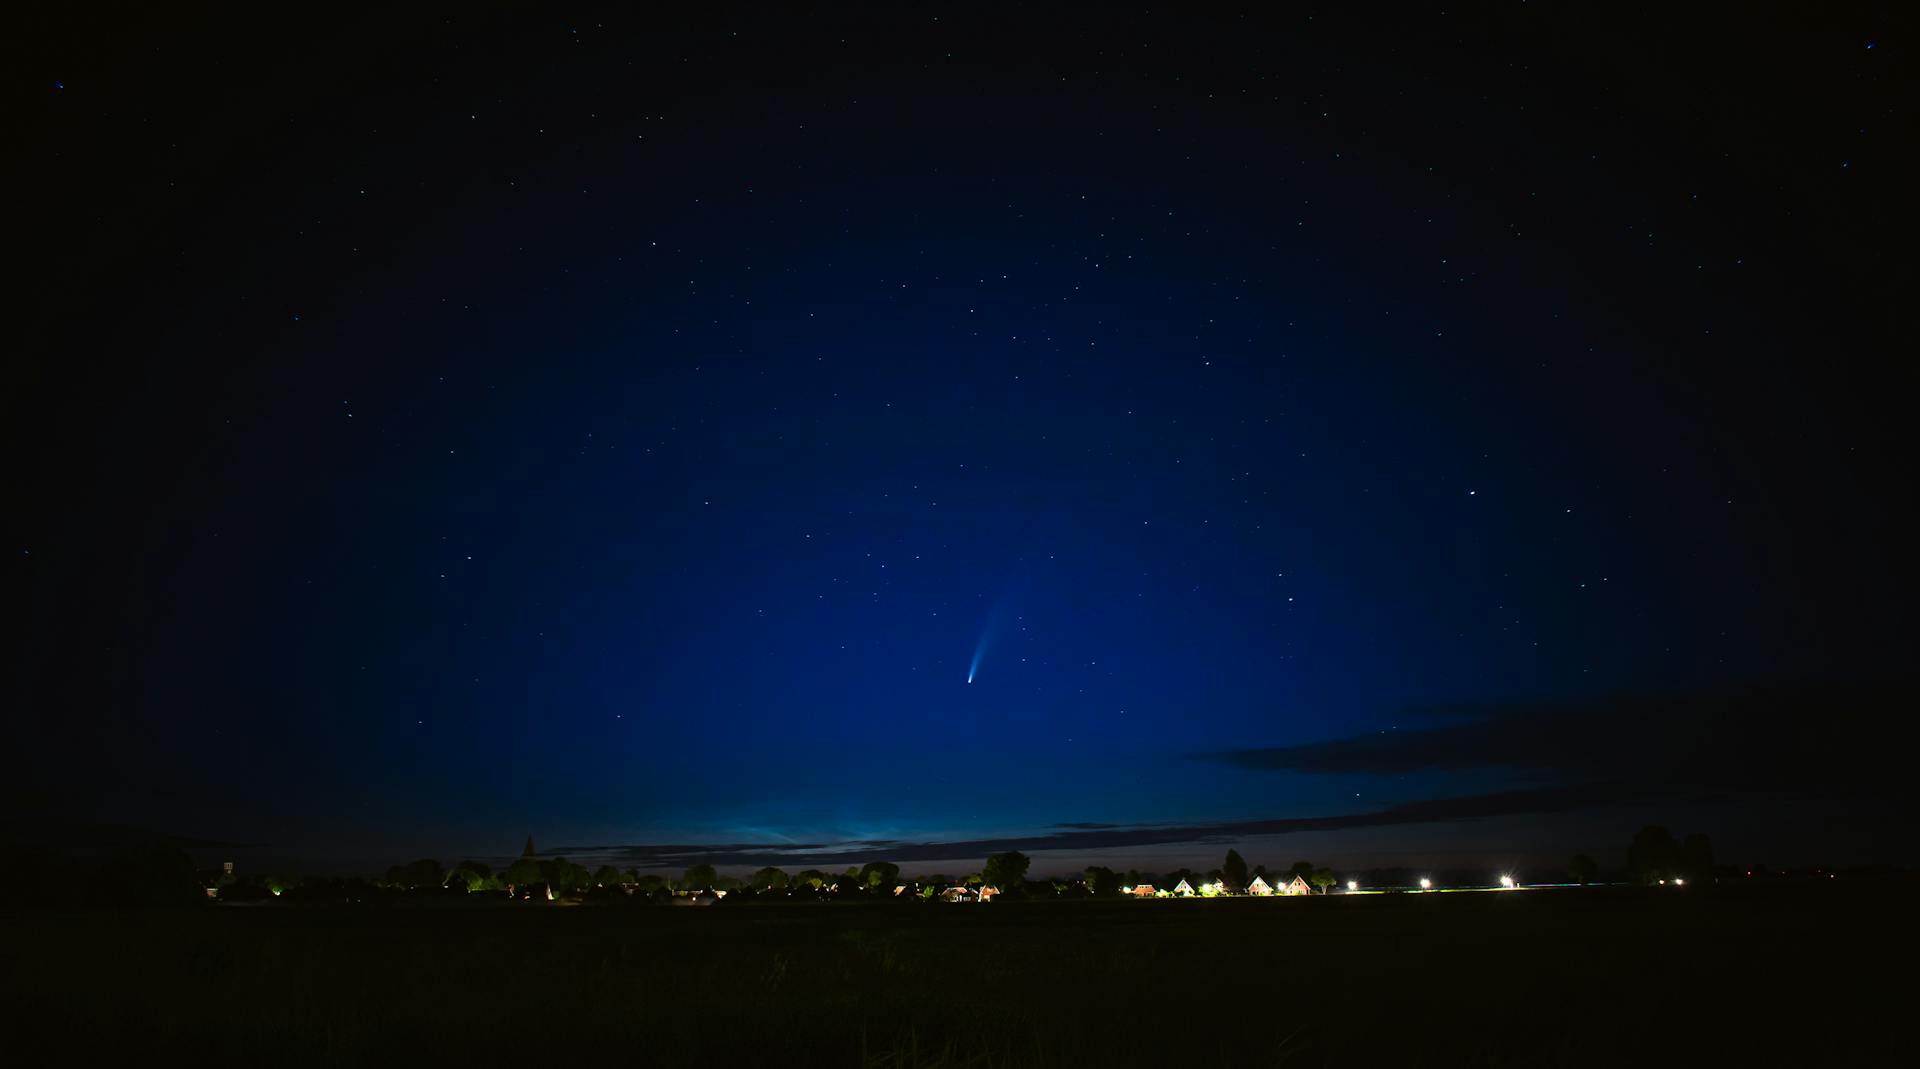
xmin=192 ymin=838 xmax=1660 ymax=907
xmin=920 ymin=871 xmax=1318 ymax=903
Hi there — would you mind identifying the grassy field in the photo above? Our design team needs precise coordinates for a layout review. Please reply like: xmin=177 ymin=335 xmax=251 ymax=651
xmin=0 ymin=882 xmax=1898 ymax=1066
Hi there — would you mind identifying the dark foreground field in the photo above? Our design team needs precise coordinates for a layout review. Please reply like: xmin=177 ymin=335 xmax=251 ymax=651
xmin=1 ymin=883 xmax=1901 ymax=1067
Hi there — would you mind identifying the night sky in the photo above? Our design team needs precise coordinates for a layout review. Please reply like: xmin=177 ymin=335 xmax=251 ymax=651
xmin=11 ymin=5 xmax=1914 ymax=875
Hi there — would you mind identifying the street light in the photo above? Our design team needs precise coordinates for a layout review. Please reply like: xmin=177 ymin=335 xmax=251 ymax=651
xmin=1499 ymin=875 xmax=1515 ymax=889
xmin=1346 ymin=880 xmax=1358 ymax=892
xmin=1419 ymin=878 xmax=1432 ymax=890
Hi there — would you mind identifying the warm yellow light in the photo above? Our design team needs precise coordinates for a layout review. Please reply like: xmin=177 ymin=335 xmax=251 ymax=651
xmin=1672 ymin=878 xmax=1684 ymax=886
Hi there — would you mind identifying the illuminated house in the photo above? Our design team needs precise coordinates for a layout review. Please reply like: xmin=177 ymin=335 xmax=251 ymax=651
xmin=1129 ymin=884 xmax=1157 ymax=897
xmin=939 ymin=886 xmax=977 ymax=903
xmin=1246 ymin=876 xmax=1273 ymax=896
xmin=1172 ymin=879 xmax=1195 ymax=896
xmin=1279 ymin=875 xmax=1312 ymax=896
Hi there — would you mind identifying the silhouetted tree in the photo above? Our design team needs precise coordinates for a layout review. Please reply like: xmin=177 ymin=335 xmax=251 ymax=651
xmin=1085 ymin=865 xmax=1121 ymax=896
xmin=982 ymin=851 xmax=1030 ymax=890
xmin=749 ymin=866 xmax=789 ymax=889
xmin=591 ymin=865 xmax=624 ymax=887
xmin=1288 ymin=860 xmax=1315 ymax=882
xmin=447 ymin=861 xmax=492 ymax=892
xmin=1311 ymin=867 xmax=1337 ymax=894
xmin=503 ymin=858 xmax=543 ymax=888
xmin=1568 ymin=854 xmax=1599 ymax=885
xmin=539 ymin=858 xmax=591 ymax=893
xmin=1629 ymin=826 xmax=1682 ymax=884
xmin=1680 ymin=833 xmax=1714 ymax=883
xmin=1222 ymin=849 xmax=1248 ymax=892
xmin=858 ymin=861 xmax=900 ymax=891
xmin=386 ymin=858 xmax=444 ymax=890
xmin=682 ymin=863 xmax=718 ymax=891
xmin=1163 ymin=868 xmax=1198 ymax=893
xmin=81 ymin=843 xmax=202 ymax=907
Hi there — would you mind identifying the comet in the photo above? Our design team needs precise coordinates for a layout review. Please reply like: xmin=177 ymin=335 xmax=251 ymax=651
xmin=968 ymin=625 xmax=993 ymax=684
xmin=969 ymin=578 xmax=1025 ymax=684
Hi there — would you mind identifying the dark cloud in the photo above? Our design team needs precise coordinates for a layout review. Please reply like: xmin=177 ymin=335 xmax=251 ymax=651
xmin=1193 ymin=681 xmax=1913 ymax=788
xmin=555 ymin=779 xmax=1677 ymax=869
xmin=553 ymin=681 xmax=1914 ymax=870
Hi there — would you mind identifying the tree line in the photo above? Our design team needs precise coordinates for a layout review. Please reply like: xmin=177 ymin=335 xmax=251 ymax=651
xmin=5 ymin=824 xmax=1723 ymax=906
xmin=246 ymin=828 xmax=1721 ymax=904
xmin=350 ymin=849 xmax=1360 ymax=900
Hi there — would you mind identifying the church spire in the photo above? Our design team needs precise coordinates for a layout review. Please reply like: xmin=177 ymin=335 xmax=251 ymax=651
xmin=522 ymin=834 xmax=537 ymax=858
